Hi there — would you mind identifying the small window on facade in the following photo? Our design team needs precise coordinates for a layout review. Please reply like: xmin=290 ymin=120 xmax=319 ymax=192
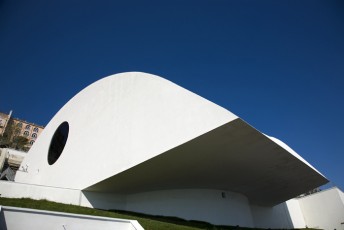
xmin=32 ymin=133 xmax=37 ymax=138
xmin=23 ymin=131 xmax=29 ymax=136
xmin=25 ymin=125 xmax=31 ymax=130
xmin=30 ymin=140 xmax=35 ymax=145
xmin=33 ymin=127 xmax=39 ymax=132
xmin=17 ymin=123 xmax=23 ymax=128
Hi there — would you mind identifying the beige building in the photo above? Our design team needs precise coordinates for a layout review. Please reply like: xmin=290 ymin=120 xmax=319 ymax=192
xmin=0 ymin=111 xmax=44 ymax=148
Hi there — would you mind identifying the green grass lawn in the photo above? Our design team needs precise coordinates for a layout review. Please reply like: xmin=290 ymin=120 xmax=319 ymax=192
xmin=0 ymin=197 xmax=317 ymax=230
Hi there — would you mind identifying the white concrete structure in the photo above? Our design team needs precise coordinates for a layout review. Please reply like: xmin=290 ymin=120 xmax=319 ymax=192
xmin=1 ymin=72 xmax=336 ymax=228
xmin=297 ymin=187 xmax=344 ymax=230
xmin=0 ymin=205 xmax=143 ymax=230
xmin=0 ymin=148 xmax=27 ymax=181
xmin=1 ymin=181 xmax=342 ymax=229
xmin=0 ymin=148 xmax=26 ymax=172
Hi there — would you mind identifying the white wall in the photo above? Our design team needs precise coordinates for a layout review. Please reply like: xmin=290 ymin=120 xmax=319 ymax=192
xmin=251 ymin=202 xmax=294 ymax=229
xmin=0 ymin=181 xmax=81 ymax=205
xmin=80 ymin=191 xmax=126 ymax=210
xmin=0 ymin=182 xmax=255 ymax=227
xmin=1 ymin=206 xmax=143 ymax=230
xmin=251 ymin=198 xmax=309 ymax=229
xmin=339 ymin=188 xmax=344 ymax=204
xmin=0 ymin=148 xmax=27 ymax=171
xmin=5 ymin=148 xmax=27 ymax=158
xmin=2 ymin=180 xmax=343 ymax=229
xmin=297 ymin=187 xmax=344 ymax=230
xmin=285 ymin=199 xmax=307 ymax=228
xmin=120 ymin=189 xmax=253 ymax=227
xmin=251 ymin=188 xmax=344 ymax=230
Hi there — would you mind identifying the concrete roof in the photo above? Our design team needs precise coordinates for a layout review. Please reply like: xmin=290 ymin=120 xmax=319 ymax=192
xmin=86 ymin=118 xmax=328 ymax=206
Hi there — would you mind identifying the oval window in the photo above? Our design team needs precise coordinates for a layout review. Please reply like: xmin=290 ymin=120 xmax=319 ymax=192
xmin=48 ymin=121 xmax=69 ymax=165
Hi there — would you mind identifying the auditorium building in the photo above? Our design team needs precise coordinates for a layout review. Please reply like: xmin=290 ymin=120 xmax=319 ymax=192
xmin=2 ymin=72 xmax=343 ymax=229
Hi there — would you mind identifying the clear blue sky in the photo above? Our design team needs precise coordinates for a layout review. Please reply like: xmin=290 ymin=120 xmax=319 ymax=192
xmin=1 ymin=1 xmax=343 ymax=191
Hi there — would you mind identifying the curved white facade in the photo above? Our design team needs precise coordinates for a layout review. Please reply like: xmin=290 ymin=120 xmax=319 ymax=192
xmin=13 ymin=72 xmax=330 ymax=228
xmin=16 ymin=72 xmax=237 ymax=189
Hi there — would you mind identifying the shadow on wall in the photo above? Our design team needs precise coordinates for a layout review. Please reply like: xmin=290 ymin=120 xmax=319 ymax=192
xmin=82 ymin=189 xmax=256 ymax=227
xmin=81 ymin=191 xmax=126 ymax=210
xmin=0 ymin=207 xmax=8 ymax=230
xmin=81 ymin=189 xmax=297 ymax=229
xmin=250 ymin=202 xmax=294 ymax=229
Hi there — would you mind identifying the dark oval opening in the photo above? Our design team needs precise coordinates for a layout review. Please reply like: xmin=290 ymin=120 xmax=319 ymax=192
xmin=48 ymin=121 xmax=69 ymax=165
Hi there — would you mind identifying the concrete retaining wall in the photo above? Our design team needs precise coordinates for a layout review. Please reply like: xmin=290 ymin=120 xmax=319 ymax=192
xmin=0 ymin=181 xmax=81 ymax=205
xmin=1 ymin=181 xmax=343 ymax=229
xmin=0 ymin=206 xmax=143 ymax=230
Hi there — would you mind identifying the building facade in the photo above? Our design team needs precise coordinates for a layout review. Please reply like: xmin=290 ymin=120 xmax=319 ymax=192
xmin=0 ymin=111 xmax=44 ymax=149
xmin=1 ymin=72 xmax=341 ymax=229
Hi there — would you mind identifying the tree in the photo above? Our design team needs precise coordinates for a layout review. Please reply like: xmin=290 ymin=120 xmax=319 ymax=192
xmin=304 ymin=187 xmax=321 ymax=195
xmin=12 ymin=136 xmax=29 ymax=151
xmin=298 ymin=187 xmax=322 ymax=197
xmin=0 ymin=120 xmax=29 ymax=151
xmin=0 ymin=120 xmax=15 ymax=147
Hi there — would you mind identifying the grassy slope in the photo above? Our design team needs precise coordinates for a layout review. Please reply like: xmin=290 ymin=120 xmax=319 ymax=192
xmin=0 ymin=197 xmax=316 ymax=230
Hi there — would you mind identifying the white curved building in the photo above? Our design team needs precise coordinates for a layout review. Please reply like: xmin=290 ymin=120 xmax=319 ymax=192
xmin=12 ymin=72 xmax=331 ymax=228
